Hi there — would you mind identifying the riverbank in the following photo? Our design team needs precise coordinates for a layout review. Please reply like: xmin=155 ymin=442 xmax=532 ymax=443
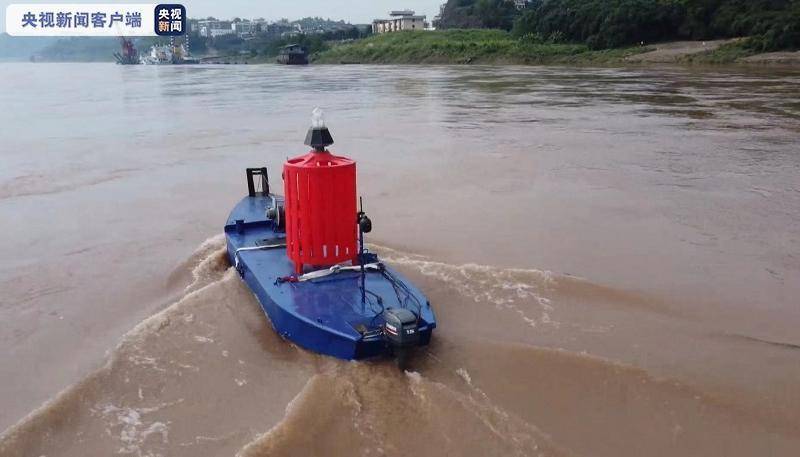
xmin=4 ymin=29 xmax=797 ymax=66
xmin=314 ymin=30 xmax=643 ymax=65
xmin=314 ymin=30 xmax=798 ymax=66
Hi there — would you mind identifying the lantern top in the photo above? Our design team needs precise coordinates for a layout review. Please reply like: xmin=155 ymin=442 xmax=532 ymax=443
xmin=305 ymin=107 xmax=334 ymax=151
xmin=311 ymin=107 xmax=325 ymax=128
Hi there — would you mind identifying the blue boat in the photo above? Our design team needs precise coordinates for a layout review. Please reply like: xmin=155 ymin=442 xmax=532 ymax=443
xmin=224 ymin=114 xmax=436 ymax=365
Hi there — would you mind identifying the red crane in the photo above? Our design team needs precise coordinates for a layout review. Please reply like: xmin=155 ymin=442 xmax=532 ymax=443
xmin=114 ymin=37 xmax=139 ymax=65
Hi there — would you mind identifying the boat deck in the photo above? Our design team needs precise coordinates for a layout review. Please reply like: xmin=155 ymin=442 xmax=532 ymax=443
xmin=224 ymin=194 xmax=435 ymax=360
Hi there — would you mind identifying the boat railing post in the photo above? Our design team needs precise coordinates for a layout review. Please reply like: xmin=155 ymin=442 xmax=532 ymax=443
xmin=359 ymin=197 xmax=366 ymax=307
xmin=246 ymin=169 xmax=256 ymax=197
xmin=246 ymin=167 xmax=270 ymax=197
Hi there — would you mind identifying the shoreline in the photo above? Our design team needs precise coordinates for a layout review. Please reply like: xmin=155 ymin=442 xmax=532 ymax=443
xmin=312 ymin=49 xmax=800 ymax=67
xmin=10 ymin=56 xmax=800 ymax=68
xmin=312 ymin=31 xmax=800 ymax=67
xmin=8 ymin=43 xmax=799 ymax=68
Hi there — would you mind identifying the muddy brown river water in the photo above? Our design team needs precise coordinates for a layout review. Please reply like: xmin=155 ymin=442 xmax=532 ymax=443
xmin=0 ymin=63 xmax=799 ymax=456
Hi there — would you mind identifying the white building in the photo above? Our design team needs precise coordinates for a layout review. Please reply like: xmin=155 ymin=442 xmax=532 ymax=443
xmin=514 ymin=0 xmax=533 ymax=9
xmin=232 ymin=20 xmax=259 ymax=37
xmin=209 ymin=28 xmax=235 ymax=38
xmin=372 ymin=10 xmax=427 ymax=34
xmin=197 ymin=19 xmax=233 ymax=37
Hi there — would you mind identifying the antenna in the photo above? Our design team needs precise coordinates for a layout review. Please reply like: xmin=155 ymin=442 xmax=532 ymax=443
xmin=357 ymin=195 xmax=371 ymax=305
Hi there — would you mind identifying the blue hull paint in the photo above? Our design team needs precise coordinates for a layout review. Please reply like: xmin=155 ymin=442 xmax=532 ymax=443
xmin=224 ymin=194 xmax=436 ymax=360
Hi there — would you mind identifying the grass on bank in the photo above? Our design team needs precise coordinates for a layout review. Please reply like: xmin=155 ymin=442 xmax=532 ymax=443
xmin=314 ymin=29 xmax=647 ymax=65
xmin=684 ymin=41 xmax=760 ymax=64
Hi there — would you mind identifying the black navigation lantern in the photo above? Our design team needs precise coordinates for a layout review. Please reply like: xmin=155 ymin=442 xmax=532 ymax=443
xmin=304 ymin=108 xmax=334 ymax=151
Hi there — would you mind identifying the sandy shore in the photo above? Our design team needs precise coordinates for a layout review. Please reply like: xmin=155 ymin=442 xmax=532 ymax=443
xmin=741 ymin=51 xmax=800 ymax=64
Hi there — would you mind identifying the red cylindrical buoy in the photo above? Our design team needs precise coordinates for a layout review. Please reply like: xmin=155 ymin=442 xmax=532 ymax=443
xmin=284 ymin=111 xmax=357 ymax=274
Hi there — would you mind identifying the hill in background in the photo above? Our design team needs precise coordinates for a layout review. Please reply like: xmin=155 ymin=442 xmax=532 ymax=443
xmin=0 ymin=34 xmax=59 ymax=61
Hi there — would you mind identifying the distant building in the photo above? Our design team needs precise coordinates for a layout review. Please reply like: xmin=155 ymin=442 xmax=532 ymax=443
xmin=194 ymin=17 xmax=354 ymax=40
xmin=372 ymin=10 xmax=427 ymax=34
xmin=514 ymin=0 xmax=533 ymax=9
xmin=209 ymin=28 xmax=235 ymax=38
xmin=262 ymin=20 xmax=299 ymax=39
xmin=197 ymin=19 xmax=233 ymax=38
xmin=232 ymin=20 xmax=261 ymax=38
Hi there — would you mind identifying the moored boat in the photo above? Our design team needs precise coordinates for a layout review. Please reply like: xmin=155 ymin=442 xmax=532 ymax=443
xmin=277 ymin=44 xmax=309 ymax=65
xmin=140 ymin=42 xmax=199 ymax=65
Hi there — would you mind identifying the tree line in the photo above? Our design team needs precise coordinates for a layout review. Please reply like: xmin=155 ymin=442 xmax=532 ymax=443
xmin=197 ymin=26 xmax=370 ymax=57
xmin=436 ymin=0 xmax=800 ymax=50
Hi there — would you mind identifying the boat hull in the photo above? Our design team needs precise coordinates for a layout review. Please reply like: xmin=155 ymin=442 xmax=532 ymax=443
xmin=276 ymin=54 xmax=309 ymax=65
xmin=225 ymin=194 xmax=435 ymax=360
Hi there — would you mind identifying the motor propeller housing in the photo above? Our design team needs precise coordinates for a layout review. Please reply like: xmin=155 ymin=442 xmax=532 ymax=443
xmin=382 ymin=307 xmax=420 ymax=348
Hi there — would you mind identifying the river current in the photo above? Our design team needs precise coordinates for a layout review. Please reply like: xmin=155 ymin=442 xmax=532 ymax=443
xmin=0 ymin=63 xmax=799 ymax=456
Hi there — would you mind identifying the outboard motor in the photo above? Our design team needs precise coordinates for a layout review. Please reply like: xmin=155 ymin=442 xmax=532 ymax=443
xmin=382 ymin=307 xmax=419 ymax=367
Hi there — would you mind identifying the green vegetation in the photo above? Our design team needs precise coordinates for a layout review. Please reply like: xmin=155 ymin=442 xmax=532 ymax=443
xmin=261 ymin=33 xmax=333 ymax=57
xmin=205 ymin=34 xmax=338 ymax=64
xmin=315 ymin=29 xmax=646 ymax=64
xmin=512 ymin=0 xmax=800 ymax=51
xmin=197 ymin=27 xmax=366 ymax=59
xmin=436 ymin=0 xmax=520 ymax=30
xmin=683 ymin=40 xmax=762 ymax=63
xmin=35 ymin=37 xmax=119 ymax=62
xmin=434 ymin=0 xmax=799 ymax=52
xmin=4 ymin=1 xmax=797 ymax=64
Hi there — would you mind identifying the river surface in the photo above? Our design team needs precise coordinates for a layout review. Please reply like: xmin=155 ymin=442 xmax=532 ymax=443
xmin=0 ymin=63 xmax=799 ymax=456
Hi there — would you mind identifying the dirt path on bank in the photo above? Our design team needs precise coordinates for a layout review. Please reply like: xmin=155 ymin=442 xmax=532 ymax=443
xmin=741 ymin=51 xmax=800 ymax=64
xmin=625 ymin=39 xmax=741 ymax=63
